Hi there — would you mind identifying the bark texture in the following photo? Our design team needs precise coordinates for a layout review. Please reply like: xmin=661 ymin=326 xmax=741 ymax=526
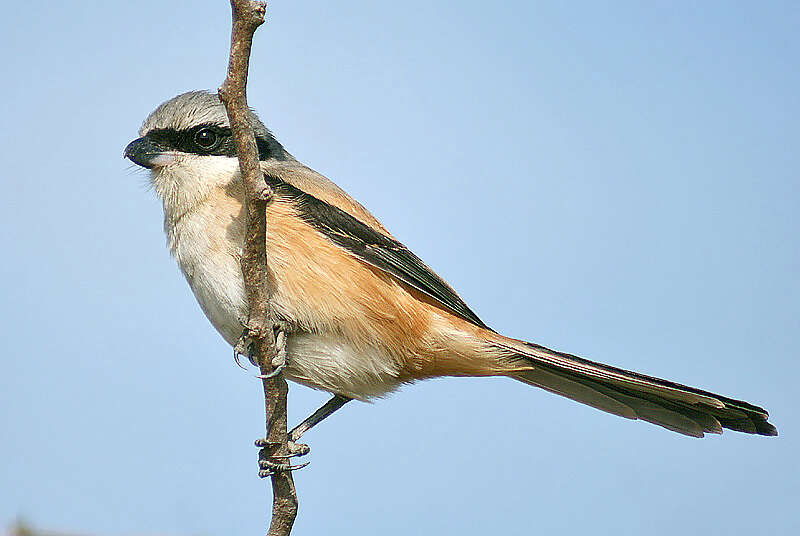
xmin=218 ymin=2 xmax=298 ymax=534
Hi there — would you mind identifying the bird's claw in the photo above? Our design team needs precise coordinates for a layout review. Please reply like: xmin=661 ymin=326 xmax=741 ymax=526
xmin=234 ymin=327 xmax=258 ymax=369
xmin=257 ymin=326 xmax=288 ymax=376
xmin=258 ymin=459 xmax=309 ymax=478
xmin=256 ymin=438 xmax=310 ymax=477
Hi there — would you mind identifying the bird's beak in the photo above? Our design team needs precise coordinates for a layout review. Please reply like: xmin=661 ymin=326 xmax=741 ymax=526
xmin=124 ymin=137 xmax=177 ymax=169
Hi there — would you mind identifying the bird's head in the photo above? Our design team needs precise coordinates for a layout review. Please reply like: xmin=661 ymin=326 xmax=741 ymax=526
xmin=124 ymin=90 xmax=290 ymax=211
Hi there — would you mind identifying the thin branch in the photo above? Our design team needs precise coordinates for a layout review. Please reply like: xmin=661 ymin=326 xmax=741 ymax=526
xmin=218 ymin=1 xmax=298 ymax=535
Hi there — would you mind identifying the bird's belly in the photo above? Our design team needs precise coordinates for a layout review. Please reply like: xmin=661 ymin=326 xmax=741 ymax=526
xmin=284 ymin=332 xmax=403 ymax=400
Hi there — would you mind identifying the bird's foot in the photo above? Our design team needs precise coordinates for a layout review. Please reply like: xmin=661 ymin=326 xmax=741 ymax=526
xmin=258 ymin=332 xmax=286 ymax=378
xmin=256 ymin=438 xmax=310 ymax=478
xmin=256 ymin=438 xmax=310 ymax=457
xmin=234 ymin=321 xmax=291 ymax=373
xmin=257 ymin=325 xmax=288 ymax=378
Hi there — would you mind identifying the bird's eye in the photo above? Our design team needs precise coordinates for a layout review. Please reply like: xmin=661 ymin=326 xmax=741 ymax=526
xmin=194 ymin=128 xmax=218 ymax=149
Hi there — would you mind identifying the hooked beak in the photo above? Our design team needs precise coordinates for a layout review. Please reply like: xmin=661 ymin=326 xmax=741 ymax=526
xmin=124 ymin=137 xmax=177 ymax=169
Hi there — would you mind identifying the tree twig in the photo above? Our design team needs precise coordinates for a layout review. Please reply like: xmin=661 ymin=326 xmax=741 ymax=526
xmin=218 ymin=1 xmax=298 ymax=534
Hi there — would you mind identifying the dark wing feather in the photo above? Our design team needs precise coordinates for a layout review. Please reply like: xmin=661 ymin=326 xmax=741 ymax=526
xmin=267 ymin=177 xmax=489 ymax=329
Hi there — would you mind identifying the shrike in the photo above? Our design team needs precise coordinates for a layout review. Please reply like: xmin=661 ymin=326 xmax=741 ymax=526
xmin=125 ymin=91 xmax=776 ymax=448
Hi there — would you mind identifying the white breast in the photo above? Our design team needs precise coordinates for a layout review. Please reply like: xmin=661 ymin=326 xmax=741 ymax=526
xmin=168 ymin=208 xmax=248 ymax=346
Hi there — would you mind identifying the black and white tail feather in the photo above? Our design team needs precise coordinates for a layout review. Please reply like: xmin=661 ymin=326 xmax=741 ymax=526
xmin=495 ymin=339 xmax=776 ymax=437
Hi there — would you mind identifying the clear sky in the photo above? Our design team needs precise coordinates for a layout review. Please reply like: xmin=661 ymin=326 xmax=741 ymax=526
xmin=1 ymin=1 xmax=798 ymax=534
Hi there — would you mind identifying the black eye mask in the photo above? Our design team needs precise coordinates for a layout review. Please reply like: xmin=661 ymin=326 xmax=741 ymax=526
xmin=144 ymin=123 xmax=288 ymax=161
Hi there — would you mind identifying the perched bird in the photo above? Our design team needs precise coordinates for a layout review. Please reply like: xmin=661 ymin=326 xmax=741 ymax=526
xmin=125 ymin=90 xmax=776 ymax=446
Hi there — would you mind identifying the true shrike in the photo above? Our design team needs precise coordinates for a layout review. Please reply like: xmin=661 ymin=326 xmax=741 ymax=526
xmin=124 ymin=90 xmax=776 ymax=450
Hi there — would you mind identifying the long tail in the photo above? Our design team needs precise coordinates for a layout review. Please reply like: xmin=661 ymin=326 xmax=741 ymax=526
xmin=490 ymin=337 xmax=777 ymax=438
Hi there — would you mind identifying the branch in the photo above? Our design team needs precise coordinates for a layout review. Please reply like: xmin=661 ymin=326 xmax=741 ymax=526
xmin=218 ymin=2 xmax=298 ymax=535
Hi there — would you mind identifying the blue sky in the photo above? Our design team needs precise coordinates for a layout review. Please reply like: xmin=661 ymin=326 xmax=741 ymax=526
xmin=1 ymin=1 xmax=797 ymax=534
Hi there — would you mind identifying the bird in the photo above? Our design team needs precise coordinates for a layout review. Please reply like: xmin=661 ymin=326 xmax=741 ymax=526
xmin=124 ymin=90 xmax=776 ymax=452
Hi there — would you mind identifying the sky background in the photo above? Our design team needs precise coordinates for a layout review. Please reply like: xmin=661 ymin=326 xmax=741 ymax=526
xmin=1 ymin=1 xmax=798 ymax=534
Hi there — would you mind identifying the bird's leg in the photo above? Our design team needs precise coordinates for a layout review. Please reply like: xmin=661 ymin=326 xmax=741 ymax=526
xmin=255 ymin=394 xmax=352 ymax=478
xmin=289 ymin=394 xmax=352 ymax=442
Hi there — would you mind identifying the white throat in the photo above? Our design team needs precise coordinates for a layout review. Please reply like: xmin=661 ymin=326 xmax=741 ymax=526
xmin=150 ymin=154 xmax=242 ymax=227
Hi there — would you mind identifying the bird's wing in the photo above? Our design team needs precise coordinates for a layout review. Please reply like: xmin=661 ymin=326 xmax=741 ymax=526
xmin=265 ymin=176 xmax=489 ymax=329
